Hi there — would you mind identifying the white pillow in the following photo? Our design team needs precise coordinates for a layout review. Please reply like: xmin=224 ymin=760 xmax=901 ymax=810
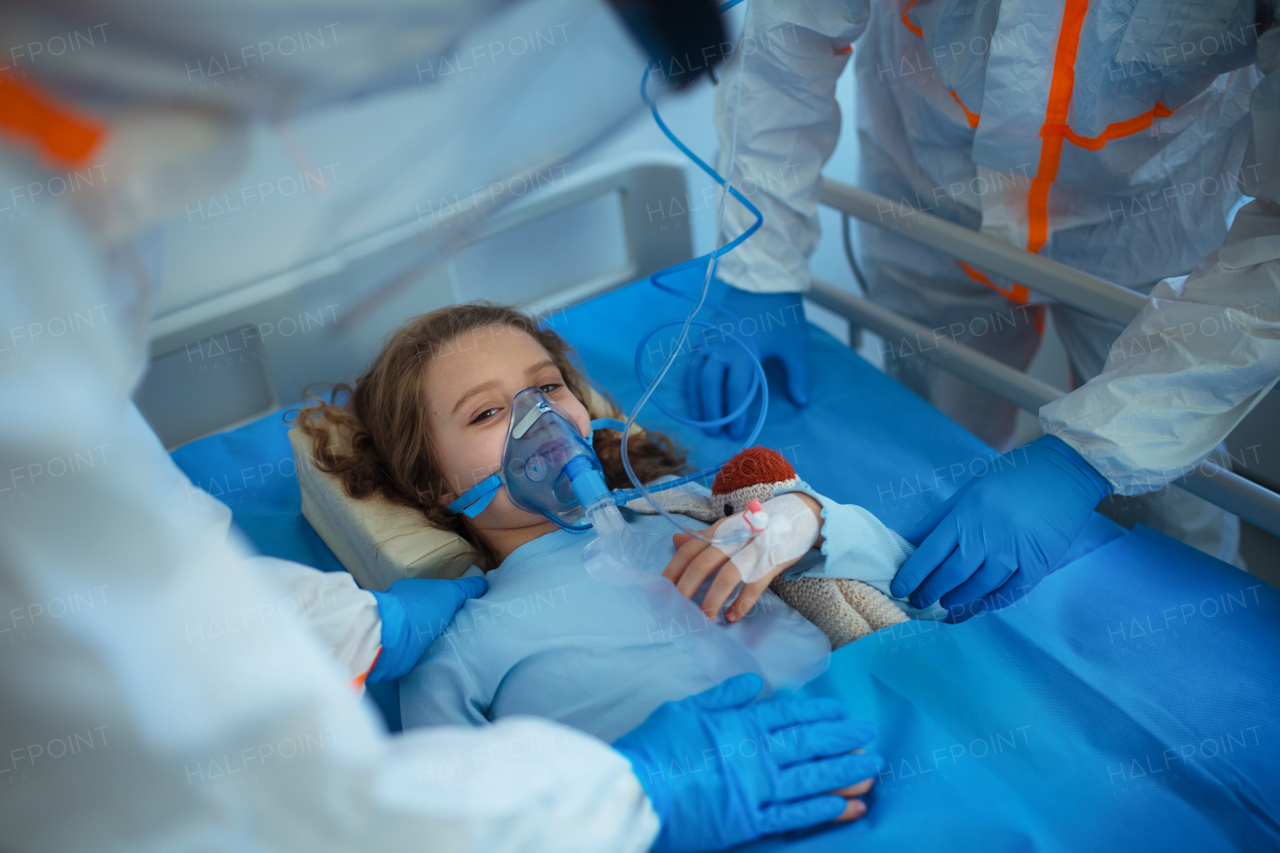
xmin=288 ymin=386 xmax=637 ymax=591
xmin=288 ymin=425 xmax=481 ymax=592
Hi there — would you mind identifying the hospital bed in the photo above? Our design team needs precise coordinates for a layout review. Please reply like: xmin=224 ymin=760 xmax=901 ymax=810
xmin=156 ymin=157 xmax=1280 ymax=850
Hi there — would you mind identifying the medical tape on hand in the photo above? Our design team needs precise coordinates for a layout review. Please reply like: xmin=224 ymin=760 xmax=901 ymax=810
xmin=718 ymin=493 xmax=820 ymax=584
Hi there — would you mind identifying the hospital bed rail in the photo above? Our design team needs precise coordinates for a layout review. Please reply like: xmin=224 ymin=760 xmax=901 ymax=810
xmin=815 ymin=176 xmax=1280 ymax=540
xmin=138 ymin=155 xmax=695 ymax=448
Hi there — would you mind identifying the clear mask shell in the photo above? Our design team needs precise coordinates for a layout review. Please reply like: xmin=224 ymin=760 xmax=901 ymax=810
xmin=502 ymin=387 xmax=605 ymax=530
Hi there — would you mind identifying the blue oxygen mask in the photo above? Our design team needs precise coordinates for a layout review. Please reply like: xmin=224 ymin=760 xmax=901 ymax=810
xmin=447 ymin=386 xmax=618 ymax=531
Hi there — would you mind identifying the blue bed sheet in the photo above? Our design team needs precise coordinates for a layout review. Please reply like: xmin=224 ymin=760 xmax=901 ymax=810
xmin=170 ymin=407 xmax=345 ymax=574
xmin=168 ymin=272 xmax=1280 ymax=848
xmin=169 ymin=272 xmax=1124 ymax=735
xmin=745 ymin=524 xmax=1280 ymax=852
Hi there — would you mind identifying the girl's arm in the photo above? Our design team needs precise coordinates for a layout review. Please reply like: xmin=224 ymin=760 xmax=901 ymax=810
xmin=774 ymin=484 xmax=914 ymax=584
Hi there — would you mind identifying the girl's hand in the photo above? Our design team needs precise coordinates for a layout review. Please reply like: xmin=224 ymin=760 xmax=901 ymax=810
xmin=831 ymin=749 xmax=876 ymax=821
xmin=664 ymin=493 xmax=824 ymax=622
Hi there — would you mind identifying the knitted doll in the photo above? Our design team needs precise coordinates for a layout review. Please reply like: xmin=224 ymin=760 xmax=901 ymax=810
xmin=708 ymin=447 xmax=908 ymax=649
xmin=625 ymin=446 xmax=908 ymax=649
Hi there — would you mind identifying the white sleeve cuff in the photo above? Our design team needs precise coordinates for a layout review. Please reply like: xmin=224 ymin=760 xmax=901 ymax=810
xmin=773 ymin=483 xmax=947 ymax=620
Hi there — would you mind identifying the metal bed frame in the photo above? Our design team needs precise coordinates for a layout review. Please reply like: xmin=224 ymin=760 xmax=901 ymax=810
xmin=137 ymin=154 xmax=694 ymax=449
xmin=811 ymin=176 xmax=1280 ymax=539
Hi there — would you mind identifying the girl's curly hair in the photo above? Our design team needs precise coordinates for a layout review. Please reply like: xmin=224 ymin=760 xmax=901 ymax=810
xmin=290 ymin=302 xmax=688 ymax=568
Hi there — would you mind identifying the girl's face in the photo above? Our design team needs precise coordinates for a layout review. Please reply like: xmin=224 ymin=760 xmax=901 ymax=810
xmin=425 ymin=324 xmax=592 ymax=535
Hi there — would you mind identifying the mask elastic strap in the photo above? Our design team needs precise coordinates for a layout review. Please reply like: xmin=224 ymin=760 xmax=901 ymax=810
xmin=590 ymin=417 xmax=629 ymax=434
xmin=448 ymin=474 xmax=501 ymax=517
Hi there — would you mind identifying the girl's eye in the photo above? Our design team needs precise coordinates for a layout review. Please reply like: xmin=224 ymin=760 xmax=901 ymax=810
xmin=472 ymin=407 xmax=500 ymax=424
xmin=539 ymin=383 xmax=562 ymax=394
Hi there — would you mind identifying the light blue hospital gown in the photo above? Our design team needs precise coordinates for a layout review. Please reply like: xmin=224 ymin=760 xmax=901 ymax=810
xmin=399 ymin=484 xmax=941 ymax=743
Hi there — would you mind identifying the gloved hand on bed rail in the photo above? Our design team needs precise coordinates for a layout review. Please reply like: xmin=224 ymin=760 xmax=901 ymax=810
xmin=686 ymin=287 xmax=809 ymax=439
xmin=891 ymin=435 xmax=1112 ymax=618
xmin=613 ymin=672 xmax=881 ymax=852
xmin=367 ymin=576 xmax=488 ymax=683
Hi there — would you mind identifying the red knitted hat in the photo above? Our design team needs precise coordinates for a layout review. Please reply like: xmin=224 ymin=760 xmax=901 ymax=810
xmin=711 ymin=446 xmax=797 ymax=495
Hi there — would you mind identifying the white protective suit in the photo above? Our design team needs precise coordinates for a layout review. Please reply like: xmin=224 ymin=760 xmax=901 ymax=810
xmin=712 ymin=0 xmax=1280 ymax=563
xmin=0 ymin=1 xmax=662 ymax=850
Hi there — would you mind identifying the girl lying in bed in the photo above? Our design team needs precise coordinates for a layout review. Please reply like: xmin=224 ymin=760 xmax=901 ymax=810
xmin=296 ymin=303 xmax=940 ymax=743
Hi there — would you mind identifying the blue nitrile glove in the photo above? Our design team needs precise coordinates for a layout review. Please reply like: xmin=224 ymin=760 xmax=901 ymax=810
xmin=685 ymin=287 xmax=809 ymax=440
xmin=891 ymin=435 xmax=1112 ymax=617
xmin=613 ymin=672 xmax=881 ymax=853
xmin=367 ymin=576 xmax=487 ymax=683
